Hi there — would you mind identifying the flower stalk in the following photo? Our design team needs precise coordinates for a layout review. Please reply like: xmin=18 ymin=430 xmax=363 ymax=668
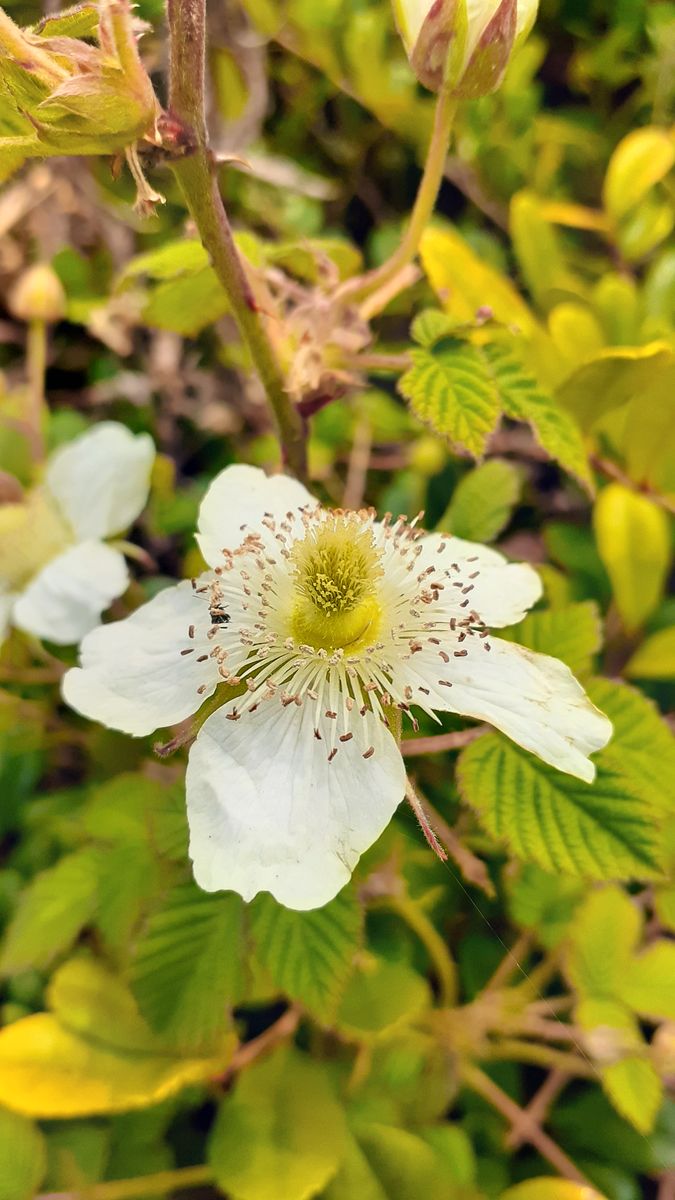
xmin=340 ymin=87 xmax=457 ymax=310
xmin=165 ymin=0 xmax=307 ymax=481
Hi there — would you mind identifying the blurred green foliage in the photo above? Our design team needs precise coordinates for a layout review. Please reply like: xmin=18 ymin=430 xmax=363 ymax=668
xmin=0 ymin=0 xmax=674 ymax=1198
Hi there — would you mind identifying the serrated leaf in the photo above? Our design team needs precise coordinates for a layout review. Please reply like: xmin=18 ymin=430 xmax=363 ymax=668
xmin=0 ymin=850 xmax=99 ymax=976
xmin=588 ymin=679 xmax=675 ymax=813
xmin=623 ymin=943 xmax=675 ymax=1022
xmin=250 ymin=888 xmax=362 ymax=1022
xmin=410 ymin=308 xmax=457 ymax=348
xmin=0 ymin=959 xmax=233 ymax=1118
xmin=130 ymin=882 xmax=244 ymax=1054
xmin=208 ymin=1048 xmax=347 ymax=1200
xmin=483 ymin=340 xmax=592 ymax=488
xmin=575 ymin=1001 xmax=662 ymax=1136
xmin=0 ymin=1107 xmax=46 ymax=1200
xmin=437 ymin=459 xmax=522 ymax=543
xmin=458 ymin=735 xmax=662 ymax=880
xmin=34 ymin=3 xmax=99 ymax=39
xmin=398 ymin=340 xmax=500 ymax=456
xmin=503 ymin=602 xmax=603 ymax=677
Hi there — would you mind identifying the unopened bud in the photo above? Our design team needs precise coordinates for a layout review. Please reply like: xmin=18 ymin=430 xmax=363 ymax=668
xmin=8 ymin=264 xmax=66 ymax=324
xmin=392 ymin=0 xmax=538 ymax=95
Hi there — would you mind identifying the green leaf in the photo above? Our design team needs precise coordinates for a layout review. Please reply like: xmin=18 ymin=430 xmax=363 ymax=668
xmin=0 ymin=959 xmax=234 ymax=1118
xmin=566 ymin=888 xmax=641 ymax=1000
xmin=34 ymin=3 xmax=100 ymax=38
xmin=625 ymin=626 xmax=675 ymax=680
xmin=507 ymin=864 xmax=584 ymax=949
xmin=457 ymin=735 xmax=662 ymax=880
xmin=483 ymin=339 xmax=592 ymax=488
xmin=0 ymin=850 xmax=99 ymax=976
xmin=336 ymin=957 xmax=430 ymax=1037
xmin=503 ymin=602 xmax=603 ymax=677
xmin=0 ymin=1107 xmax=46 ymax=1200
xmin=593 ymin=484 xmax=671 ymax=632
xmin=603 ymin=127 xmax=675 ymax=222
xmin=588 ymin=679 xmax=675 ymax=812
xmin=557 ymin=343 xmax=674 ymax=431
xmin=250 ymin=888 xmax=362 ymax=1022
xmin=501 ymin=1182 xmax=606 ymax=1200
xmin=398 ymin=339 xmax=500 ymax=457
xmin=333 ymin=1123 xmax=454 ymax=1200
xmin=602 ymin=1056 xmax=663 ymax=1137
xmin=130 ymin=882 xmax=244 ymax=1054
xmin=436 ymin=459 xmax=522 ymax=543
xmin=623 ymin=943 xmax=675 ymax=1022
xmin=208 ymin=1048 xmax=347 ymax=1200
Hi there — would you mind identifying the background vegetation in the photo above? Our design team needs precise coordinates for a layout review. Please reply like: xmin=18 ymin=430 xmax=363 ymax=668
xmin=0 ymin=0 xmax=674 ymax=1197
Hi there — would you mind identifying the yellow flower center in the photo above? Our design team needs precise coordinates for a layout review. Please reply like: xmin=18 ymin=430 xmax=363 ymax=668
xmin=0 ymin=490 xmax=72 ymax=590
xmin=290 ymin=516 xmax=383 ymax=652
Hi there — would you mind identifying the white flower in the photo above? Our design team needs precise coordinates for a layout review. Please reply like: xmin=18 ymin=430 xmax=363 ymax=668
xmin=392 ymin=0 xmax=539 ymax=93
xmin=62 ymin=464 xmax=611 ymax=911
xmin=0 ymin=422 xmax=154 ymax=645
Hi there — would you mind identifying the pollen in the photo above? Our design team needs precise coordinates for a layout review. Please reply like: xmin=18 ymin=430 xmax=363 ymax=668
xmin=289 ymin=515 xmax=384 ymax=652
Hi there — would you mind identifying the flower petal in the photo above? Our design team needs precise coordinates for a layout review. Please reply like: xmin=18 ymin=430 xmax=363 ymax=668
xmin=196 ymin=464 xmax=316 ymax=567
xmin=62 ymin=578 xmax=219 ymax=735
xmin=13 ymin=542 xmax=129 ymax=645
xmin=417 ymin=533 xmax=542 ymax=627
xmin=46 ymin=422 xmax=155 ymax=541
xmin=411 ymin=636 xmax=611 ymax=781
xmin=187 ymin=699 xmax=406 ymax=909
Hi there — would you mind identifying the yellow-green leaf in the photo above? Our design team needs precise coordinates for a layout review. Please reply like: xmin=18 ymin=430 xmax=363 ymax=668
xmin=436 ymin=459 xmax=522 ymax=543
xmin=501 ymin=1180 xmax=606 ymax=1200
xmin=603 ymin=128 xmax=675 ymax=222
xmin=503 ymin=602 xmax=603 ymax=677
xmin=0 ymin=1107 xmax=46 ymax=1200
xmin=593 ymin=484 xmax=671 ymax=631
xmin=625 ymin=627 xmax=675 ymax=680
xmin=209 ymin=1048 xmax=347 ymax=1200
xmin=0 ymin=959 xmax=233 ymax=1118
xmin=398 ymin=340 xmax=501 ymax=457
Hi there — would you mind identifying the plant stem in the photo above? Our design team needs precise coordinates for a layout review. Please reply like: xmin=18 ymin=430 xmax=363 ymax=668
xmin=461 ymin=1063 xmax=592 ymax=1184
xmin=340 ymin=88 xmax=457 ymax=308
xmin=26 ymin=318 xmax=47 ymax=460
xmin=166 ymin=0 xmax=307 ymax=481
xmin=380 ymin=893 xmax=457 ymax=1006
xmin=401 ymin=724 xmax=488 ymax=757
xmin=484 ymin=1038 xmax=595 ymax=1078
xmin=37 ymin=1164 xmax=213 ymax=1200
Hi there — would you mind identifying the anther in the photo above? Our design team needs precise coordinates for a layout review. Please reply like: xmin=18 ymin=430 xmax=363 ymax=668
xmin=340 ymin=733 xmax=353 ymax=743
xmin=180 ymin=648 xmax=194 ymax=656
xmin=454 ymin=649 xmax=468 ymax=658
xmin=188 ymin=625 xmax=195 ymax=639
xmin=363 ymin=746 xmax=375 ymax=759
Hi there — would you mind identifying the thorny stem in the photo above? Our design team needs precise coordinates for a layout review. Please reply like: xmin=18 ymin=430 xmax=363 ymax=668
xmin=166 ymin=0 xmax=307 ymax=481
xmin=420 ymin=795 xmax=494 ymax=897
xmin=462 ymin=1064 xmax=592 ymax=1185
xmin=339 ymin=88 xmax=457 ymax=311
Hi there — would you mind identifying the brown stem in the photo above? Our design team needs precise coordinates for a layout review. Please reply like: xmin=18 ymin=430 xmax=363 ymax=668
xmin=423 ymin=797 xmax=494 ymax=897
xmin=506 ymin=1069 xmax=570 ymax=1151
xmin=166 ymin=0 xmax=307 ymax=480
xmin=401 ymin=724 xmax=489 ymax=757
xmin=462 ymin=1064 xmax=592 ymax=1184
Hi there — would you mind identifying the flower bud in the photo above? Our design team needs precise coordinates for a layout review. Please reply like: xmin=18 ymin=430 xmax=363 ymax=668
xmin=8 ymin=264 xmax=66 ymax=324
xmin=392 ymin=0 xmax=538 ymax=95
